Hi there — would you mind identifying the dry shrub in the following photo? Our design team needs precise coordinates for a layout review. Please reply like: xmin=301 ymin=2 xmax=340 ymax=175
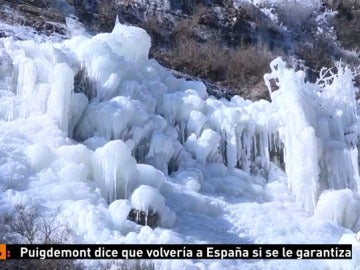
xmin=168 ymin=40 xmax=226 ymax=81
xmin=156 ymin=38 xmax=275 ymax=97
xmin=276 ymin=1 xmax=318 ymax=34
xmin=172 ymin=4 xmax=210 ymax=40
xmin=100 ymin=260 xmax=155 ymax=270
xmin=227 ymin=44 xmax=275 ymax=86
xmin=144 ymin=2 xmax=279 ymax=99
xmin=0 ymin=204 xmax=81 ymax=270
xmin=295 ymin=37 xmax=334 ymax=71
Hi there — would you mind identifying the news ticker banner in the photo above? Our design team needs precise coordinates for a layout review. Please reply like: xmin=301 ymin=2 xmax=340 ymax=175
xmin=0 ymin=244 xmax=352 ymax=260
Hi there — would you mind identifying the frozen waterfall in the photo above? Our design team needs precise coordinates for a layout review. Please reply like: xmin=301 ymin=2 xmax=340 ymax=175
xmin=1 ymin=18 xmax=360 ymax=213
xmin=265 ymin=58 xmax=360 ymax=213
xmin=0 ymin=17 xmax=359 ymax=270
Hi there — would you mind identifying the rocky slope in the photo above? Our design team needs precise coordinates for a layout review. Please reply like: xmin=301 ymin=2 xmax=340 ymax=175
xmin=1 ymin=0 xmax=359 ymax=99
xmin=0 ymin=0 xmax=70 ymax=38
xmin=69 ymin=0 xmax=288 ymax=100
xmin=324 ymin=0 xmax=360 ymax=50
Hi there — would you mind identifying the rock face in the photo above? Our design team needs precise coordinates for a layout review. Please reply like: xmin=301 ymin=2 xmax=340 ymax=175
xmin=63 ymin=0 xmax=289 ymax=100
xmin=0 ymin=0 xmax=69 ymax=37
xmin=128 ymin=208 xmax=160 ymax=228
xmin=1 ymin=0 xmax=360 ymax=100
xmin=0 ymin=0 xmax=281 ymax=99
xmin=324 ymin=0 xmax=360 ymax=51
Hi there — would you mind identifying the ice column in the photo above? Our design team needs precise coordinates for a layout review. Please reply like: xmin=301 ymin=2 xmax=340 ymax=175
xmin=92 ymin=140 xmax=139 ymax=202
xmin=47 ymin=63 xmax=74 ymax=133
xmin=265 ymin=58 xmax=360 ymax=213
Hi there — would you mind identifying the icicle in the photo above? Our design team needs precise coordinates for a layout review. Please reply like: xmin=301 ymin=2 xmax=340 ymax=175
xmin=267 ymin=57 xmax=360 ymax=213
xmin=92 ymin=140 xmax=138 ymax=202
xmin=46 ymin=63 xmax=74 ymax=133
xmin=115 ymin=15 xmax=120 ymax=26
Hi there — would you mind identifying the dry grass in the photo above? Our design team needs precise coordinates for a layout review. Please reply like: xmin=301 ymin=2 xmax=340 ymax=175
xmin=143 ymin=3 xmax=280 ymax=99
xmin=155 ymin=38 xmax=275 ymax=98
xmin=294 ymin=37 xmax=334 ymax=71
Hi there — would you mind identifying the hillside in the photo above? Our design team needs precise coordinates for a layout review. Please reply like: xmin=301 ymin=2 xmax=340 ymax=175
xmin=1 ymin=0 xmax=360 ymax=99
xmin=0 ymin=1 xmax=360 ymax=270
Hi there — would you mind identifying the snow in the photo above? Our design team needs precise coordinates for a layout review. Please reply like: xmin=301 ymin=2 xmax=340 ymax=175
xmin=131 ymin=185 xmax=165 ymax=214
xmin=315 ymin=189 xmax=360 ymax=231
xmin=172 ymin=168 xmax=203 ymax=192
xmin=109 ymin=199 xmax=132 ymax=226
xmin=236 ymin=0 xmax=321 ymax=9
xmin=0 ymin=18 xmax=359 ymax=269
xmin=25 ymin=144 xmax=54 ymax=171
xmin=136 ymin=163 xmax=165 ymax=189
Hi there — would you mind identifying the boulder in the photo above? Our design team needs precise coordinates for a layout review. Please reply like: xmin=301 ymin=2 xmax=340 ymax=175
xmin=127 ymin=208 xmax=160 ymax=228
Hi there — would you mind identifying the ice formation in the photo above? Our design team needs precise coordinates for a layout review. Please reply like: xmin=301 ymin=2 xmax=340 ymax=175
xmin=0 ymin=16 xmax=359 ymax=269
xmin=109 ymin=199 xmax=132 ymax=226
xmin=131 ymin=185 xmax=165 ymax=214
xmin=92 ymin=140 xmax=138 ymax=202
xmin=315 ymin=189 xmax=360 ymax=231
xmin=266 ymin=58 xmax=360 ymax=213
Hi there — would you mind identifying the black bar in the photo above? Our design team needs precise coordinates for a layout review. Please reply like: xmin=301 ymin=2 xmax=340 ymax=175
xmin=5 ymin=244 xmax=352 ymax=260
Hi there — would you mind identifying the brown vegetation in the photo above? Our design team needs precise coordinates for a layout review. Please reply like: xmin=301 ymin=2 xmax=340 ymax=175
xmin=143 ymin=4 xmax=280 ymax=100
xmin=156 ymin=39 xmax=274 ymax=95
xmin=0 ymin=204 xmax=80 ymax=270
